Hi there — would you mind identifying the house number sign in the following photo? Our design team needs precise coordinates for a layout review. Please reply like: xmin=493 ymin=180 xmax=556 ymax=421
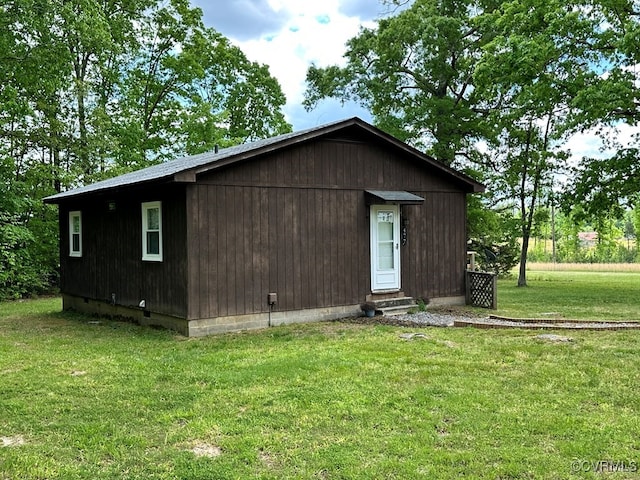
xmin=377 ymin=211 xmax=394 ymax=223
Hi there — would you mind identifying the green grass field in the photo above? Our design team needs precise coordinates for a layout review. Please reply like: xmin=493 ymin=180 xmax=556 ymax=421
xmin=496 ymin=269 xmax=640 ymax=320
xmin=1 ymin=272 xmax=640 ymax=479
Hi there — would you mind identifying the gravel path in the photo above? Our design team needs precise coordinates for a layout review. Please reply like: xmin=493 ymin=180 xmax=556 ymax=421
xmin=390 ymin=311 xmax=475 ymax=327
xmin=339 ymin=310 xmax=476 ymax=328
xmin=349 ymin=311 xmax=640 ymax=330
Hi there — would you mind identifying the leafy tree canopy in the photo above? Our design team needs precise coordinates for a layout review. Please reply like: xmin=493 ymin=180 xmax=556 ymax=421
xmin=563 ymin=0 xmax=640 ymax=217
xmin=305 ymin=0 xmax=640 ymax=282
xmin=304 ymin=0 xmax=497 ymax=165
xmin=0 ymin=0 xmax=291 ymax=298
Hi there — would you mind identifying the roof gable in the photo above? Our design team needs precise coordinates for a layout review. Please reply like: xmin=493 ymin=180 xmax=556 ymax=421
xmin=44 ymin=117 xmax=484 ymax=203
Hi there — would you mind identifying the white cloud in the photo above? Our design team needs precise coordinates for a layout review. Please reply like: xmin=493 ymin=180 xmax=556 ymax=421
xmin=564 ymin=130 xmax=607 ymax=161
xmin=235 ymin=8 xmax=368 ymax=105
xmin=193 ymin=0 xmax=376 ymax=129
xmin=565 ymin=123 xmax=640 ymax=165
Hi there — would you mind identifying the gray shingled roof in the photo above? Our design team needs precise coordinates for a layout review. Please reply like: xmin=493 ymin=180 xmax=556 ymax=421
xmin=44 ymin=119 xmax=346 ymax=203
xmin=44 ymin=117 xmax=484 ymax=203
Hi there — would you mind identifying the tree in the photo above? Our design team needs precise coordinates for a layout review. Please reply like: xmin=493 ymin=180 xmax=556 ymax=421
xmin=633 ymin=200 xmax=640 ymax=260
xmin=570 ymin=148 xmax=640 ymax=219
xmin=58 ymin=0 xmax=156 ymax=181
xmin=304 ymin=0 xmax=497 ymax=165
xmin=555 ymin=209 xmax=586 ymax=262
xmin=566 ymin=0 xmax=640 ymax=217
xmin=472 ymin=0 xmax=601 ymax=285
xmin=0 ymin=0 xmax=292 ymax=299
xmin=0 ymin=156 xmax=57 ymax=300
xmin=2 ymin=0 xmax=290 ymax=181
xmin=113 ymin=0 xmax=290 ymax=169
xmin=623 ymin=210 xmax=635 ymax=248
xmin=304 ymin=0 xmax=622 ymax=285
xmin=467 ymin=193 xmax=520 ymax=275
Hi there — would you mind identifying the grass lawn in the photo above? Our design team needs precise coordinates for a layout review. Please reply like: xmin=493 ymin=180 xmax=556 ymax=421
xmin=2 ymin=277 xmax=640 ymax=479
xmin=495 ymin=269 xmax=640 ymax=320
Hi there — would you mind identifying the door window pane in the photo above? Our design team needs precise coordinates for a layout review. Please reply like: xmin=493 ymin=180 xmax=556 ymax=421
xmin=378 ymin=242 xmax=394 ymax=269
xmin=378 ymin=221 xmax=393 ymax=242
xmin=377 ymin=211 xmax=394 ymax=223
xmin=377 ymin=210 xmax=395 ymax=269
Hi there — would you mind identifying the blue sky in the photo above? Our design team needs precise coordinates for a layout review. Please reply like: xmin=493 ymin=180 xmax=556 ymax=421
xmin=190 ymin=0 xmax=382 ymax=130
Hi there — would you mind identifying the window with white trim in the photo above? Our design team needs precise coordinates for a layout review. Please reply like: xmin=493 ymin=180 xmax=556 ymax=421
xmin=69 ymin=211 xmax=82 ymax=257
xmin=142 ymin=201 xmax=163 ymax=261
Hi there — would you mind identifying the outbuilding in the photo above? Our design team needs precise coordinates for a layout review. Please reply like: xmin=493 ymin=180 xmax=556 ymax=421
xmin=45 ymin=117 xmax=484 ymax=335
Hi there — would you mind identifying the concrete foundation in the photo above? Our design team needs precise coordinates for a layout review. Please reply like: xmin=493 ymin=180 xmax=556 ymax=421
xmin=62 ymin=294 xmax=362 ymax=337
xmin=63 ymin=294 xmax=192 ymax=335
xmin=428 ymin=295 xmax=466 ymax=307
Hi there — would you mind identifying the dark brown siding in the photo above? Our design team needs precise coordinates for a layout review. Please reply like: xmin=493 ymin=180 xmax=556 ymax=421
xmin=205 ymin=138 xmax=463 ymax=192
xmin=186 ymin=184 xmax=369 ymax=319
xmin=402 ymin=191 xmax=467 ymax=301
xmin=186 ymin=138 xmax=468 ymax=319
xmin=59 ymin=185 xmax=188 ymax=318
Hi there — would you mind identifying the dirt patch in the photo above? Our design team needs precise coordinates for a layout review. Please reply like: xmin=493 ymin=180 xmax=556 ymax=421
xmin=398 ymin=332 xmax=458 ymax=348
xmin=536 ymin=334 xmax=573 ymax=343
xmin=1 ymin=435 xmax=25 ymax=447
xmin=259 ymin=449 xmax=277 ymax=468
xmin=190 ymin=442 xmax=222 ymax=458
xmin=399 ymin=332 xmax=429 ymax=340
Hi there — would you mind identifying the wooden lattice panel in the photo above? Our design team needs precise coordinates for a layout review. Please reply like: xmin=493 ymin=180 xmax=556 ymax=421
xmin=466 ymin=271 xmax=497 ymax=309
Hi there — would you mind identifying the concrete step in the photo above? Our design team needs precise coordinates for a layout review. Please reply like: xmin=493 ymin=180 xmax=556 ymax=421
xmin=370 ymin=297 xmax=416 ymax=316
xmin=379 ymin=304 xmax=415 ymax=316
xmin=371 ymin=297 xmax=415 ymax=309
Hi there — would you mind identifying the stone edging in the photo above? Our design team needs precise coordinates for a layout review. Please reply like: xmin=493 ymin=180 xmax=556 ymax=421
xmin=455 ymin=317 xmax=640 ymax=330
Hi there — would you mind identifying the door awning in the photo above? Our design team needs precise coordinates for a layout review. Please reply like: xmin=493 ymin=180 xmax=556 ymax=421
xmin=365 ymin=190 xmax=425 ymax=205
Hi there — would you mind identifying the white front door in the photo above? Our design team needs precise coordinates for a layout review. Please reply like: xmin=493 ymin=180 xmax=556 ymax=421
xmin=370 ymin=204 xmax=401 ymax=291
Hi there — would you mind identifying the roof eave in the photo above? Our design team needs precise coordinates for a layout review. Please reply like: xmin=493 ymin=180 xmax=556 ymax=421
xmin=42 ymin=116 xmax=487 ymax=203
xmin=185 ymin=118 xmax=366 ymax=178
xmin=183 ymin=117 xmax=487 ymax=193
xmin=43 ymin=176 xmax=176 ymax=204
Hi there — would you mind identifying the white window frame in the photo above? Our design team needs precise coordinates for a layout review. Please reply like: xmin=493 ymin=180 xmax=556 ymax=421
xmin=69 ymin=211 xmax=82 ymax=257
xmin=142 ymin=201 xmax=163 ymax=262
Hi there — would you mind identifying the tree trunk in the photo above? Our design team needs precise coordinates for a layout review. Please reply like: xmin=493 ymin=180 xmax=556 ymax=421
xmin=551 ymin=200 xmax=557 ymax=263
xmin=73 ymin=50 xmax=91 ymax=177
xmin=517 ymin=115 xmax=553 ymax=287
xmin=77 ymin=84 xmax=88 ymax=173
xmin=518 ymin=231 xmax=530 ymax=287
